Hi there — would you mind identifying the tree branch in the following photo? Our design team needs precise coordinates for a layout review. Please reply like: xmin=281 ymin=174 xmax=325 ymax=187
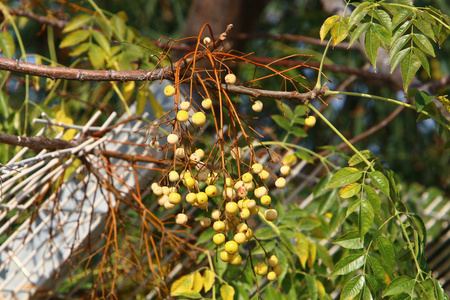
xmin=0 ymin=133 xmax=76 ymax=151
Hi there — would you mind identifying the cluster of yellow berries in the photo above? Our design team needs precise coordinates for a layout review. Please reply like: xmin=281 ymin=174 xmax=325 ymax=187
xmin=153 ymin=81 xmax=296 ymax=281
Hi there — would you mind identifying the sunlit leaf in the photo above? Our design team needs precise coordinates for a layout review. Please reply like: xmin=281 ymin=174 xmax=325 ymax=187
xmin=0 ymin=32 xmax=15 ymax=59
xmin=340 ymin=183 xmax=362 ymax=199
xmin=220 ymin=284 xmax=235 ymax=300
xmin=412 ymin=34 xmax=435 ymax=57
xmin=63 ymin=14 xmax=92 ymax=33
xmin=203 ymin=270 xmax=215 ymax=293
xmin=413 ymin=18 xmax=436 ymax=42
xmin=347 ymin=198 xmax=361 ymax=217
xmin=390 ymin=47 xmax=410 ymax=73
xmin=69 ymin=42 xmax=90 ymax=57
xmin=367 ymin=171 xmax=389 ymax=196
xmin=331 ymin=18 xmax=350 ymax=46
xmin=111 ymin=14 xmax=126 ymax=40
xmin=295 ymin=150 xmax=313 ymax=164
xmin=272 ymin=115 xmax=291 ymax=131
xmin=340 ymin=275 xmax=365 ymax=300
xmin=331 ymin=253 xmax=365 ymax=276
xmin=383 ymin=276 xmax=415 ymax=297
xmin=413 ymin=48 xmax=431 ymax=77
xmin=334 ymin=231 xmax=364 ymax=249
xmin=348 ymin=2 xmax=372 ymax=28
xmin=389 ymin=34 xmax=411 ymax=63
xmin=326 ymin=167 xmax=362 ymax=189
xmin=377 ymin=236 xmax=395 ymax=274
xmin=307 ymin=240 xmax=317 ymax=269
xmin=392 ymin=9 xmax=413 ymax=30
xmin=91 ymin=30 xmax=111 ymax=54
xmin=60 ymin=30 xmax=91 ymax=48
xmin=373 ymin=23 xmax=391 ymax=45
xmin=348 ymin=150 xmax=375 ymax=167
xmin=320 ymin=15 xmax=340 ymax=41
xmin=349 ymin=22 xmax=371 ymax=48
xmin=171 ymin=274 xmax=194 ymax=296
xmin=295 ymin=232 xmax=309 ymax=269
xmin=391 ymin=21 xmax=412 ymax=45
xmin=360 ymin=283 xmax=374 ymax=300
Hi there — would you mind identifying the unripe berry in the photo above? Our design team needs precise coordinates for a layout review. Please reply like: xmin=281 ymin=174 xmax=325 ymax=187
xmin=260 ymin=195 xmax=271 ymax=206
xmin=176 ymin=213 xmax=188 ymax=225
xmin=192 ymin=112 xmax=206 ymax=126
xmin=225 ymin=202 xmax=239 ymax=214
xmin=239 ymin=208 xmax=251 ymax=220
xmin=164 ymin=85 xmax=176 ymax=97
xmin=251 ymin=163 xmax=263 ymax=174
xmin=254 ymin=262 xmax=268 ymax=275
xmin=252 ymin=100 xmax=263 ymax=112
xmin=185 ymin=192 xmax=197 ymax=204
xmin=202 ymin=98 xmax=212 ymax=109
xmin=205 ymin=185 xmax=219 ymax=197
xmin=225 ymin=177 xmax=234 ymax=187
xmin=282 ymin=153 xmax=298 ymax=167
xmin=229 ymin=254 xmax=242 ymax=265
xmin=225 ymin=73 xmax=237 ymax=85
xmin=225 ymin=240 xmax=239 ymax=254
xmin=197 ymin=170 xmax=208 ymax=182
xmin=234 ymin=232 xmax=247 ymax=244
xmin=168 ymin=170 xmax=180 ymax=182
xmin=213 ymin=233 xmax=225 ymax=245
xmin=213 ymin=221 xmax=226 ymax=232
xmin=268 ymin=255 xmax=279 ymax=267
xmin=275 ymin=177 xmax=286 ymax=189
xmin=280 ymin=165 xmax=291 ymax=176
xmin=168 ymin=192 xmax=181 ymax=204
xmin=179 ymin=101 xmax=191 ymax=111
xmin=249 ymin=206 xmax=259 ymax=216
xmin=211 ymin=209 xmax=221 ymax=220
xmin=254 ymin=186 xmax=268 ymax=198
xmin=267 ymin=271 xmax=277 ymax=281
xmin=305 ymin=115 xmax=316 ymax=127
xmin=200 ymin=217 xmax=211 ymax=227
xmin=258 ymin=170 xmax=270 ymax=181
xmin=196 ymin=192 xmax=208 ymax=205
xmin=265 ymin=209 xmax=278 ymax=221
xmin=242 ymin=172 xmax=253 ymax=183
xmin=167 ymin=134 xmax=179 ymax=145
xmin=273 ymin=264 xmax=282 ymax=276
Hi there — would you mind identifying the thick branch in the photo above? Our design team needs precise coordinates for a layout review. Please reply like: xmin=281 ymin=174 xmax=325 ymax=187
xmin=0 ymin=133 xmax=75 ymax=151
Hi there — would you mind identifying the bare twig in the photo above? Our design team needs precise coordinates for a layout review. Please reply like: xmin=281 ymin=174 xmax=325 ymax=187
xmin=0 ymin=132 xmax=77 ymax=151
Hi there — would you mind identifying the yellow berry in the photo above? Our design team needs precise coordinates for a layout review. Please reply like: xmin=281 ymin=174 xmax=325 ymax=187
xmin=185 ymin=192 xmax=197 ymax=204
xmin=231 ymin=147 xmax=244 ymax=160
xmin=273 ymin=264 xmax=282 ymax=276
xmin=168 ymin=192 xmax=181 ymax=204
xmin=220 ymin=250 xmax=233 ymax=262
xmin=213 ymin=233 xmax=225 ymax=245
xmin=192 ymin=112 xmax=206 ymax=126
xmin=275 ymin=177 xmax=286 ymax=189
xmin=164 ymin=85 xmax=176 ymax=97
xmin=175 ymin=147 xmax=185 ymax=158
xmin=158 ymin=195 xmax=168 ymax=206
xmin=245 ymin=199 xmax=257 ymax=210
xmin=205 ymin=185 xmax=219 ymax=197
xmin=260 ymin=195 xmax=272 ymax=206
xmin=245 ymin=228 xmax=253 ymax=240
xmin=195 ymin=148 xmax=205 ymax=159
xmin=226 ymin=202 xmax=239 ymax=214
xmin=242 ymin=172 xmax=253 ymax=183
xmin=252 ymin=100 xmax=263 ymax=112
xmin=167 ymin=134 xmax=179 ymax=145
xmin=229 ymin=254 xmax=242 ymax=265
xmin=239 ymin=208 xmax=251 ymax=220
xmin=225 ymin=240 xmax=239 ymax=254
xmin=164 ymin=200 xmax=175 ymax=209
xmin=183 ymin=176 xmax=196 ymax=189
xmin=223 ymin=187 xmax=237 ymax=200
xmin=282 ymin=154 xmax=298 ymax=167
xmin=267 ymin=271 xmax=277 ymax=281
xmin=265 ymin=209 xmax=278 ymax=221
xmin=236 ymin=223 xmax=248 ymax=233
xmin=254 ymin=186 xmax=268 ymax=198
xmin=152 ymin=186 xmax=163 ymax=196
xmin=175 ymin=213 xmax=188 ymax=225
xmin=168 ymin=170 xmax=179 ymax=182
xmin=254 ymin=262 xmax=268 ymax=275
xmin=202 ymin=98 xmax=212 ymax=109
xmin=225 ymin=177 xmax=234 ymax=187
xmin=225 ymin=73 xmax=237 ymax=85
xmin=268 ymin=255 xmax=279 ymax=267
xmin=196 ymin=192 xmax=208 ymax=205
xmin=259 ymin=170 xmax=270 ymax=181
xmin=211 ymin=209 xmax=221 ymax=220
xmin=305 ymin=115 xmax=316 ymax=127
xmin=252 ymin=163 xmax=263 ymax=174
xmin=213 ymin=220 xmax=226 ymax=232
xmin=234 ymin=232 xmax=247 ymax=244
xmin=280 ymin=165 xmax=291 ymax=176
xmin=176 ymin=110 xmax=189 ymax=122
xmin=149 ymin=140 xmax=159 ymax=149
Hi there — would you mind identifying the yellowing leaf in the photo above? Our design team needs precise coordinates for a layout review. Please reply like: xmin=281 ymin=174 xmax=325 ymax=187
xmin=88 ymin=44 xmax=106 ymax=69
xmin=295 ymin=232 xmax=309 ymax=269
xmin=60 ymin=30 xmax=90 ymax=48
xmin=0 ymin=31 xmax=15 ymax=59
xmin=320 ymin=15 xmax=340 ymax=41
xmin=330 ymin=18 xmax=349 ymax=46
xmin=63 ymin=14 xmax=92 ymax=33
xmin=220 ymin=284 xmax=235 ymax=300
xmin=192 ymin=272 xmax=203 ymax=293
xmin=436 ymin=95 xmax=450 ymax=112
xmin=307 ymin=240 xmax=317 ymax=269
xmin=53 ymin=104 xmax=77 ymax=141
xmin=170 ymin=274 xmax=194 ymax=296
xmin=123 ymin=81 xmax=135 ymax=102
xmin=339 ymin=183 xmax=362 ymax=198
xmin=203 ymin=270 xmax=215 ymax=293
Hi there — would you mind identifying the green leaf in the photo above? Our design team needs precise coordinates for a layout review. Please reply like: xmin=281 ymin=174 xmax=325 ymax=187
xmin=136 ymin=88 xmax=148 ymax=116
xmin=111 ymin=14 xmax=126 ymax=40
xmin=220 ymin=284 xmax=235 ymax=300
xmin=360 ymin=284 xmax=373 ymax=300
xmin=88 ymin=44 xmax=106 ymax=69
xmin=373 ymin=9 xmax=392 ymax=31
xmin=334 ymin=231 xmax=364 ymax=249
xmin=377 ymin=236 xmax=395 ymax=274
xmin=364 ymin=26 xmax=381 ymax=71
xmin=172 ymin=291 xmax=202 ymax=299
xmin=413 ymin=48 xmax=430 ymax=77
xmin=326 ymin=167 xmax=363 ymax=189
xmin=290 ymin=126 xmax=308 ymax=138
xmin=414 ymin=90 xmax=435 ymax=113
xmin=364 ymin=186 xmax=381 ymax=218
xmin=91 ymin=30 xmax=111 ymax=54
xmin=390 ymin=47 xmax=410 ymax=73
xmin=347 ymin=198 xmax=361 ymax=217
xmin=339 ymin=183 xmax=362 ymax=199
xmin=348 ymin=150 xmax=375 ymax=167
xmin=373 ymin=23 xmax=391 ymax=46
xmin=171 ymin=274 xmax=194 ymax=296
xmin=294 ymin=104 xmax=307 ymax=116
xmin=349 ymin=22 xmax=371 ymax=48
xmin=0 ymin=32 xmax=15 ymax=59
xmin=348 ymin=2 xmax=372 ymax=28
xmin=413 ymin=18 xmax=436 ymax=42
xmin=331 ymin=253 xmax=365 ymax=276
xmin=392 ymin=20 xmax=412 ymax=45
xmin=272 ymin=115 xmax=292 ymax=131
xmin=340 ymin=275 xmax=365 ymax=300
xmin=203 ymin=270 xmax=215 ymax=293
xmin=331 ymin=18 xmax=350 ymax=46
xmin=409 ymin=214 xmax=426 ymax=245
xmin=367 ymin=171 xmax=389 ymax=196
xmin=400 ymin=50 xmax=422 ymax=91
xmin=60 ymin=30 xmax=91 ymax=48
xmin=383 ymin=276 xmax=415 ymax=297
xmin=278 ymin=102 xmax=294 ymax=120
xmin=317 ymin=244 xmax=334 ymax=269
xmin=368 ymin=255 xmax=386 ymax=283
xmin=304 ymin=273 xmax=319 ymax=300
xmin=69 ymin=42 xmax=90 ymax=57
xmin=392 ymin=9 xmax=413 ymax=30
xmin=412 ymin=34 xmax=435 ymax=57
xmin=254 ymin=227 xmax=278 ymax=240
xmin=63 ymin=14 xmax=92 ymax=33
xmin=320 ymin=15 xmax=340 ymax=41
xmin=147 ymin=89 xmax=164 ymax=118
xmin=359 ymin=198 xmax=374 ymax=238
xmin=389 ymin=34 xmax=412 ymax=63
xmin=295 ymin=150 xmax=314 ymax=164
